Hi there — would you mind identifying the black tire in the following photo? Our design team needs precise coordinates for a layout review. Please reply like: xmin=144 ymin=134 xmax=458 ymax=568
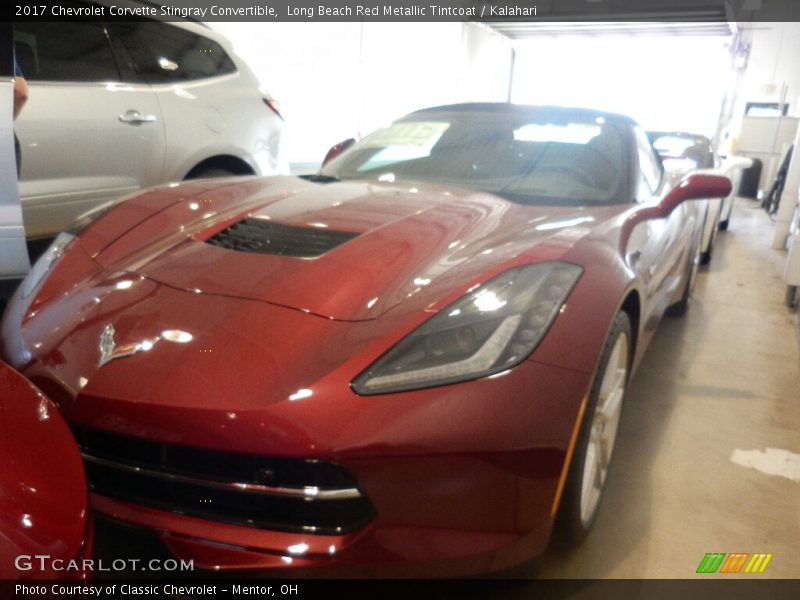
xmin=700 ymin=226 xmax=716 ymax=265
xmin=667 ymin=241 xmax=701 ymax=317
xmin=786 ymin=285 xmax=798 ymax=309
xmin=186 ymin=168 xmax=237 ymax=180
xmin=552 ymin=311 xmax=632 ymax=547
xmin=700 ymin=204 xmax=720 ymax=265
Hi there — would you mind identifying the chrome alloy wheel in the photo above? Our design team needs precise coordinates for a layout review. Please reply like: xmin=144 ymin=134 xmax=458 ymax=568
xmin=579 ymin=332 xmax=629 ymax=526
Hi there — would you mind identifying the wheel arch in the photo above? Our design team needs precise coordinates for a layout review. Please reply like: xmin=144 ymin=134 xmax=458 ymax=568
xmin=183 ymin=155 xmax=256 ymax=180
xmin=618 ymin=288 xmax=641 ymax=368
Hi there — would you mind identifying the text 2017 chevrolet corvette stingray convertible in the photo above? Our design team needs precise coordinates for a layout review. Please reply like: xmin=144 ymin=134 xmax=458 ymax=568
xmin=0 ymin=104 xmax=730 ymax=575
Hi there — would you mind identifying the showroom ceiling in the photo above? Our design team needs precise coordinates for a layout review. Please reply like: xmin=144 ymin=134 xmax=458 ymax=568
xmin=486 ymin=21 xmax=734 ymax=38
xmin=481 ymin=0 xmax=736 ymax=38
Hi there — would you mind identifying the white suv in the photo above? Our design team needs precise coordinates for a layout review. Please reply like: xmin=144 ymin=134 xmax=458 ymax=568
xmin=14 ymin=15 xmax=287 ymax=239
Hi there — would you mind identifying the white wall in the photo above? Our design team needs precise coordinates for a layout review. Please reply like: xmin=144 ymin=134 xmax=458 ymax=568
xmin=511 ymin=34 xmax=732 ymax=138
xmin=461 ymin=24 xmax=514 ymax=103
xmin=208 ymin=22 xmax=513 ymax=169
xmin=722 ymin=21 xmax=800 ymax=153
xmin=735 ymin=22 xmax=800 ymax=117
xmin=714 ymin=21 xmax=800 ymax=186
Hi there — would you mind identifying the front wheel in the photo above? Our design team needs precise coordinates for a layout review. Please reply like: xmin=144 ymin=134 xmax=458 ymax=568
xmin=552 ymin=311 xmax=631 ymax=546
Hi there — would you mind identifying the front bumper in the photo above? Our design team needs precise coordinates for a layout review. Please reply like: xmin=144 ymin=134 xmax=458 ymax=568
xmin=65 ymin=358 xmax=590 ymax=576
xmin=89 ymin=446 xmax=563 ymax=576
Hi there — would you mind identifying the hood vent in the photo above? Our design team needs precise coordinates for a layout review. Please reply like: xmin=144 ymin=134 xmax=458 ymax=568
xmin=206 ymin=218 xmax=359 ymax=258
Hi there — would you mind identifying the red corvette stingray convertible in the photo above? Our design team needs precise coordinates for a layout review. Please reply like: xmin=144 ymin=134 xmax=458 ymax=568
xmin=0 ymin=104 xmax=730 ymax=575
xmin=0 ymin=361 xmax=92 ymax=579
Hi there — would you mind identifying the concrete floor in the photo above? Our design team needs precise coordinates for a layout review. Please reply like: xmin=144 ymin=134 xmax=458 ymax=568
xmin=527 ymin=197 xmax=800 ymax=579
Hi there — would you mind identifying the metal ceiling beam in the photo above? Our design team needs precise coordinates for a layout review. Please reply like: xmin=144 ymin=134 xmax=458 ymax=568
xmin=488 ymin=21 xmax=735 ymax=38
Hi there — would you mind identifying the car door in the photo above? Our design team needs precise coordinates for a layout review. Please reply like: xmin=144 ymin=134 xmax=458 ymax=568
xmin=632 ymin=126 xmax=691 ymax=316
xmin=14 ymin=12 xmax=165 ymax=239
xmin=1 ymin=28 xmax=30 ymax=281
xmin=106 ymin=20 xmax=278 ymax=180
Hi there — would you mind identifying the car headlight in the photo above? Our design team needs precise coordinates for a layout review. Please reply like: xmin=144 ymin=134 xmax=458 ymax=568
xmin=20 ymin=232 xmax=75 ymax=299
xmin=65 ymin=200 xmax=115 ymax=235
xmin=19 ymin=202 xmax=114 ymax=300
xmin=352 ymin=262 xmax=583 ymax=395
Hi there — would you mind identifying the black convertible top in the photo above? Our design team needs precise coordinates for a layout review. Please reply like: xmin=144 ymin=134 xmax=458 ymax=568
xmin=408 ymin=102 xmax=637 ymax=126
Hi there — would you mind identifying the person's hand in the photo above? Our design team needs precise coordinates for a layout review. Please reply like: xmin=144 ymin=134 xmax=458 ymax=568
xmin=13 ymin=75 xmax=28 ymax=120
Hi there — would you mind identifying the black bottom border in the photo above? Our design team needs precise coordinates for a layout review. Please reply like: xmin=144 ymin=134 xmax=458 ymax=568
xmin=4 ymin=579 xmax=800 ymax=600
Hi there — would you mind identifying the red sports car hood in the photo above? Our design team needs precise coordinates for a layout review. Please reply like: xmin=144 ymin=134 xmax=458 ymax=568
xmin=93 ymin=177 xmax=604 ymax=321
xmin=2 ymin=177 xmax=626 ymax=445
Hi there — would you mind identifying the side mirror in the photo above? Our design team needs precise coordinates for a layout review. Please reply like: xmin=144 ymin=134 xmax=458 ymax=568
xmin=322 ymin=138 xmax=356 ymax=167
xmin=621 ymin=173 xmax=732 ymax=249
xmin=658 ymin=173 xmax=732 ymax=217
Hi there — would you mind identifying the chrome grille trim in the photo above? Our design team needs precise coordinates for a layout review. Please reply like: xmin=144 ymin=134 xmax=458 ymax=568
xmin=81 ymin=453 xmax=363 ymax=500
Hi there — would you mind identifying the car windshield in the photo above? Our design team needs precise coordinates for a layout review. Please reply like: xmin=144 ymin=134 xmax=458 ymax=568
xmin=322 ymin=109 xmax=628 ymax=206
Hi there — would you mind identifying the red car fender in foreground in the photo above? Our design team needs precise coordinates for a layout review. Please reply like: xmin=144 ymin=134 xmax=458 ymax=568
xmin=0 ymin=361 xmax=92 ymax=579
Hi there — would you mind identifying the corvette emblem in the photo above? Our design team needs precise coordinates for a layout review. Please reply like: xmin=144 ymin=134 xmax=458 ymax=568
xmin=98 ymin=324 xmax=159 ymax=367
